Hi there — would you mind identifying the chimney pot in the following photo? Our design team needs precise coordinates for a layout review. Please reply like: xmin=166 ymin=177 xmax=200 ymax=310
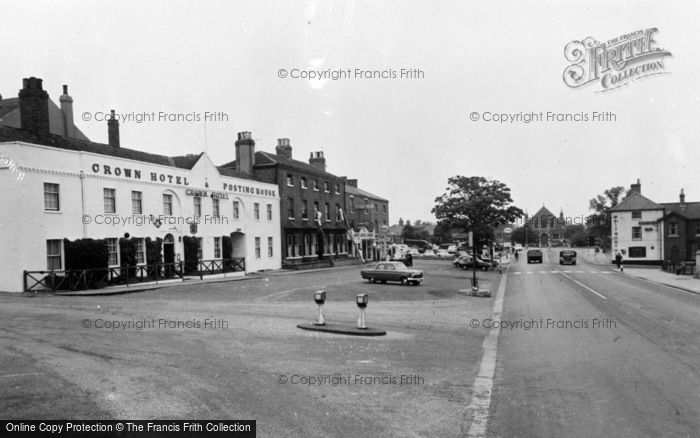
xmin=680 ymin=188 xmax=686 ymax=207
xmin=275 ymin=138 xmax=292 ymax=159
xmin=235 ymin=131 xmax=256 ymax=175
xmin=62 ymin=85 xmax=68 ymax=95
xmin=59 ymin=84 xmax=75 ymax=138
xmin=108 ymin=109 xmax=120 ymax=148
xmin=309 ymin=150 xmax=327 ymax=171
xmin=18 ymin=76 xmax=50 ymax=135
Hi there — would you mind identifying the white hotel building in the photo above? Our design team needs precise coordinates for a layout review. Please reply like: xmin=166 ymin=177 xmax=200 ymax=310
xmin=0 ymin=77 xmax=281 ymax=292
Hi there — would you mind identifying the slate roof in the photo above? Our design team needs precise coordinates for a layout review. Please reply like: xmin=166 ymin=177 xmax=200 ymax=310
xmin=610 ymin=192 xmax=664 ymax=212
xmin=0 ymin=97 xmax=90 ymax=141
xmin=346 ymin=184 xmax=387 ymax=202
xmin=660 ymin=202 xmax=700 ymax=220
xmin=223 ymin=151 xmax=343 ymax=179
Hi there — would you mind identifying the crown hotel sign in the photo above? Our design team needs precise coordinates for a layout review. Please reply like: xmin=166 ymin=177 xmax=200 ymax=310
xmin=563 ymin=28 xmax=672 ymax=93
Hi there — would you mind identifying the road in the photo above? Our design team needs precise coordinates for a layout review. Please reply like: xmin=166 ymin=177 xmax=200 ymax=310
xmin=488 ymin=248 xmax=700 ymax=437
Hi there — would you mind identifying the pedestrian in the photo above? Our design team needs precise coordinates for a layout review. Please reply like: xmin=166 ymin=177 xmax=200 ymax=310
xmin=405 ymin=252 xmax=413 ymax=267
xmin=615 ymin=251 xmax=623 ymax=272
xmin=514 ymin=250 xmax=519 ymax=262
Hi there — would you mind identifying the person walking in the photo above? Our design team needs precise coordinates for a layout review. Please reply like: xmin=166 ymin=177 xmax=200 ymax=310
xmin=615 ymin=251 xmax=623 ymax=272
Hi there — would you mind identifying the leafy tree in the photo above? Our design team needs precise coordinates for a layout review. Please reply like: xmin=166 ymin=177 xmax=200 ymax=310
xmin=587 ymin=186 xmax=627 ymax=250
xmin=432 ymin=221 xmax=452 ymax=245
xmin=432 ymin=176 xmax=524 ymax=249
xmin=510 ymin=226 xmax=539 ymax=245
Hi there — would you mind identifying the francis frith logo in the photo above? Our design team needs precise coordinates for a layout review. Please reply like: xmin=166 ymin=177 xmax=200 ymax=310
xmin=563 ymin=28 xmax=672 ymax=92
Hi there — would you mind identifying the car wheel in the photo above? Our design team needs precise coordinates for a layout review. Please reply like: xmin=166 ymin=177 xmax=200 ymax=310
xmin=400 ymin=277 xmax=408 ymax=285
xmin=369 ymin=278 xmax=375 ymax=283
xmin=380 ymin=280 xmax=387 ymax=284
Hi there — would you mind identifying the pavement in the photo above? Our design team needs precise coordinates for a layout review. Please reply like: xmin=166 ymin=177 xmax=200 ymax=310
xmin=580 ymin=248 xmax=700 ymax=295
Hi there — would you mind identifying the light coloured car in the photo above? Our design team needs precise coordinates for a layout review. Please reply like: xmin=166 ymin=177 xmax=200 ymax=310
xmin=361 ymin=261 xmax=424 ymax=286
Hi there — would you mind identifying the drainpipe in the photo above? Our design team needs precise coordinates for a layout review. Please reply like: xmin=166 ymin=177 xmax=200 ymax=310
xmin=80 ymin=171 xmax=87 ymax=238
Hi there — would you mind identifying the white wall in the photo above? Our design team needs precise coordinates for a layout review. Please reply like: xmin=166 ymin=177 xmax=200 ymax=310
xmin=0 ymin=141 xmax=281 ymax=292
xmin=611 ymin=209 xmax=664 ymax=262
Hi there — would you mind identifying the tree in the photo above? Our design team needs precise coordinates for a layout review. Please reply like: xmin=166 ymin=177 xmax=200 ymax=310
xmin=510 ymin=226 xmax=539 ymax=245
xmin=587 ymin=186 xmax=627 ymax=250
xmin=432 ymin=176 xmax=524 ymax=249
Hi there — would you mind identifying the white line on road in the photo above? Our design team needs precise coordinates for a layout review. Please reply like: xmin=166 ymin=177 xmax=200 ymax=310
xmin=513 ymin=272 xmax=521 ymax=275
xmin=526 ymin=272 xmax=533 ymax=275
xmin=559 ymin=271 xmax=607 ymax=300
xmin=465 ymin=262 xmax=508 ymax=437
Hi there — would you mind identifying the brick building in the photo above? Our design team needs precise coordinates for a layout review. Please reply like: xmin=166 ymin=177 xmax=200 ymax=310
xmin=344 ymin=179 xmax=389 ymax=261
xmin=525 ymin=206 xmax=567 ymax=247
xmin=222 ymin=138 xmax=349 ymax=267
xmin=660 ymin=189 xmax=700 ymax=265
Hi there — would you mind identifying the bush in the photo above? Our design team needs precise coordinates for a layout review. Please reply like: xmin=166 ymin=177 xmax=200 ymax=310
xmin=146 ymin=237 xmax=163 ymax=265
xmin=64 ymin=238 xmax=109 ymax=270
xmin=183 ymin=236 xmax=200 ymax=274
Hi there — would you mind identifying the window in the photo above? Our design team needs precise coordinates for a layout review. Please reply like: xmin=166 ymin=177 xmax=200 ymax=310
xmin=302 ymin=200 xmax=308 ymax=220
xmin=301 ymin=177 xmax=307 ymax=189
xmin=323 ymin=181 xmax=330 ymax=193
xmin=632 ymin=211 xmax=642 ymax=219
xmin=135 ymin=238 xmax=146 ymax=264
xmin=288 ymin=198 xmax=295 ymax=219
xmin=44 ymin=183 xmax=60 ymax=211
xmin=46 ymin=240 xmax=62 ymax=270
xmin=349 ymin=196 xmax=355 ymax=213
xmin=268 ymin=237 xmax=273 ymax=257
xmin=324 ymin=203 xmax=330 ymax=221
xmin=668 ymin=222 xmax=679 ymax=236
xmin=628 ymin=246 xmax=647 ymax=258
xmin=532 ymin=218 xmax=538 ymax=228
xmin=197 ymin=237 xmax=203 ymax=261
xmin=313 ymin=179 xmax=319 ymax=191
xmin=255 ymin=237 xmax=261 ymax=258
xmin=334 ymin=183 xmax=340 ymax=194
xmin=335 ymin=204 xmax=341 ymax=221
xmin=132 ymin=191 xmax=143 ymax=214
xmin=287 ymin=174 xmax=294 ymax=187
xmin=212 ymin=198 xmax=220 ymax=218
xmin=233 ymin=201 xmax=240 ymax=220
xmin=193 ymin=197 xmax=201 ymax=217
xmin=104 ymin=188 xmax=116 ymax=213
xmin=383 ymin=204 xmax=387 ymax=214
xmin=267 ymin=204 xmax=273 ymax=221
xmin=286 ymin=234 xmax=294 ymax=257
xmin=549 ymin=218 xmax=555 ymax=228
xmin=374 ymin=203 xmax=378 ymax=213
xmin=162 ymin=194 xmax=173 ymax=216
xmin=632 ymin=226 xmax=642 ymax=240
xmin=214 ymin=237 xmax=221 ymax=259
xmin=106 ymin=238 xmax=119 ymax=266
xmin=364 ymin=198 xmax=369 ymax=215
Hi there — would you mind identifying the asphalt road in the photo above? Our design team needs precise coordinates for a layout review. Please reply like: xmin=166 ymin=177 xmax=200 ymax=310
xmin=0 ymin=260 xmax=499 ymax=438
xmin=489 ymin=248 xmax=700 ymax=437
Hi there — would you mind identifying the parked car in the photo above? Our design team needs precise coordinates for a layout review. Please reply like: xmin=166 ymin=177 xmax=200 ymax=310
xmin=454 ymin=255 xmax=490 ymax=271
xmin=361 ymin=261 xmax=424 ymax=285
xmin=559 ymin=250 xmax=577 ymax=265
xmin=514 ymin=244 xmax=523 ymax=252
xmin=439 ymin=244 xmax=458 ymax=254
xmin=527 ymin=249 xmax=543 ymax=264
xmin=435 ymin=249 xmax=451 ymax=258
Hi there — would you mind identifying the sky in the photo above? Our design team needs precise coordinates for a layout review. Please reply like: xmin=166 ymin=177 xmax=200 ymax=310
xmin=2 ymin=0 xmax=699 ymax=225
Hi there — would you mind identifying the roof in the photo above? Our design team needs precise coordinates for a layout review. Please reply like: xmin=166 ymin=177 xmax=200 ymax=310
xmin=660 ymin=202 xmax=700 ymax=220
xmin=223 ymin=151 xmax=343 ymax=179
xmin=610 ymin=192 xmax=664 ymax=212
xmin=170 ymin=153 xmax=204 ymax=170
xmin=346 ymin=184 xmax=387 ymax=202
xmin=531 ymin=206 xmax=557 ymax=219
xmin=0 ymin=97 xmax=90 ymax=141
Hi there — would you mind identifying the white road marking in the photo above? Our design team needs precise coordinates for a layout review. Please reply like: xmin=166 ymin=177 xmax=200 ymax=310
xmin=602 ymin=272 xmax=611 ymax=274
xmin=466 ymin=260 xmax=508 ymax=437
xmin=563 ymin=270 xmax=572 ymax=273
xmin=559 ymin=271 xmax=607 ymax=300
xmin=550 ymin=271 xmax=558 ymax=274
xmin=538 ymin=271 xmax=547 ymax=274
xmin=588 ymin=270 xmax=598 ymax=274
xmin=513 ymin=272 xmax=521 ymax=275
xmin=526 ymin=272 xmax=533 ymax=275
xmin=576 ymin=271 xmax=585 ymax=273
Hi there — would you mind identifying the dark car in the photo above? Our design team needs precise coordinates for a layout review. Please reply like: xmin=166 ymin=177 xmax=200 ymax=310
xmin=361 ymin=261 xmax=424 ymax=286
xmin=559 ymin=250 xmax=577 ymax=265
xmin=454 ymin=255 xmax=490 ymax=271
xmin=527 ymin=249 xmax=543 ymax=264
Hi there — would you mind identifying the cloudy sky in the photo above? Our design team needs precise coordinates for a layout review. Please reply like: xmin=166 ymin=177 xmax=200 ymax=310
xmin=2 ymin=0 xmax=699 ymax=224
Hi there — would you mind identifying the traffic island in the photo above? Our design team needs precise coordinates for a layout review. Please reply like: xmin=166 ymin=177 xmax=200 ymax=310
xmin=458 ymin=288 xmax=492 ymax=297
xmin=297 ymin=323 xmax=387 ymax=336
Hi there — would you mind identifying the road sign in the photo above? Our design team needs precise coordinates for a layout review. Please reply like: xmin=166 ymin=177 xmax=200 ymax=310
xmin=503 ymin=227 xmax=512 ymax=234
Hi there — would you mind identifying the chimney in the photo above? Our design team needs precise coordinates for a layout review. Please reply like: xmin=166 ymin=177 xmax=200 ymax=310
xmin=275 ymin=138 xmax=292 ymax=159
xmin=107 ymin=110 xmax=120 ymax=148
xmin=346 ymin=178 xmax=358 ymax=188
xmin=680 ymin=188 xmax=686 ymax=208
xmin=18 ymin=77 xmax=50 ymax=135
xmin=309 ymin=151 xmax=326 ymax=171
xmin=235 ymin=131 xmax=255 ymax=175
xmin=59 ymin=85 xmax=75 ymax=138
xmin=630 ymin=178 xmax=641 ymax=194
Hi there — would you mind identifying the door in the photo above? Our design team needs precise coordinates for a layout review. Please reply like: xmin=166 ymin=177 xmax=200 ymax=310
xmin=163 ymin=234 xmax=175 ymax=276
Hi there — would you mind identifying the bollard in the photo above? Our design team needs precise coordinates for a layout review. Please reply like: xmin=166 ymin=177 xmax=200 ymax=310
xmin=356 ymin=293 xmax=368 ymax=329
xmin=313 ymin=290 xmax=326 ymax=325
